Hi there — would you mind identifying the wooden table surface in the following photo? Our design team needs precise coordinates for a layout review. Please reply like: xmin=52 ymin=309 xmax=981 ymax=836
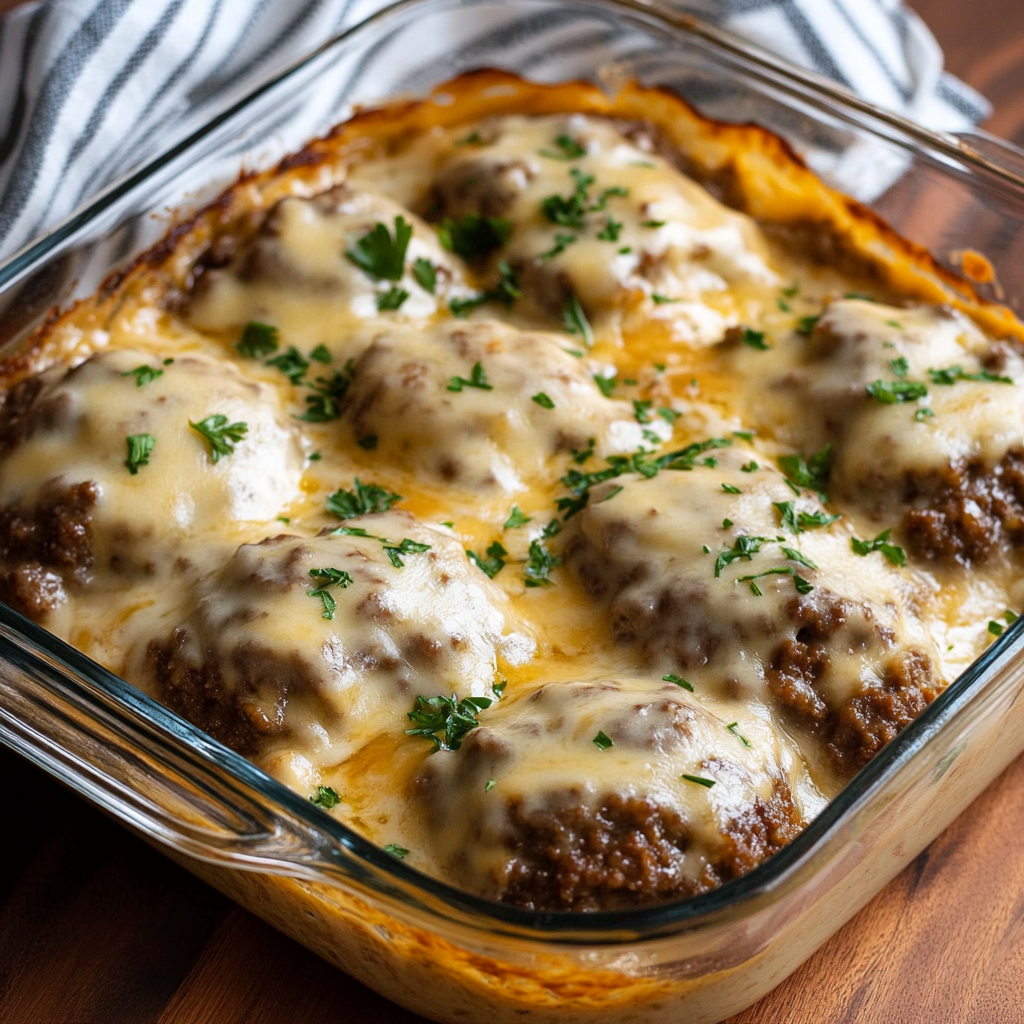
xmin=4 ymin=1 xmax=1024 ymax=1021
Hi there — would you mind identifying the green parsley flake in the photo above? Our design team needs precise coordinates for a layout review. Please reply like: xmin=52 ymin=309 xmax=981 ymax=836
xmin=597 ymin=218 xmax=623 ymax=242
xmin=504 ymin=505 xmax=532 ymax=529
xmin=357 ymin=434 xmax=378 ymax=450
xmin=593 ymin=372 xmax=616 ymax=397
xmin=741 ymin=460 xmax=759 ymax=473
xmin=592 ymin=731 xmax=614 ymax=751
xmin=851 ymin=529 xmax=906 ymax=567
xmin=309 ymin=344 xmax=332 ymax=364
xmin=778 ymin=444 xmax=832 ymax=495
xmin=237 ymin=321 xmax=279 ymax=358
xmin=722 ymin=483 xmax=741 ymax=494
xmin=298 ymin=359 xmax=356 ymax=423
xmin=524 ymin=538 xmax=561 ymax=587
xmin=738 ymin=566 xmax=814 ymax=596
xmin=727 ymin=722 xmax=752 ymax=747
xmin=346 ymin=216 xmax=412 ymax=280
xmin=742 ymin=328 xmax=769 ymax=350
xmin=563 ymin=294 xmax=594 ymax=347
xmin=776 ymin=298 xmax=792 ymax=313
xmin=532 ymin=392 xmax=556 ymax=410
xmin=915 ymin=407 xmax=936 ymax=422
xmin=309 ymin=785 xmax=340 ymax=809
xmin=266 ymin=345 xmax=309 ymax=384
xmin=326 ymin=478 xmax=402 ymax=519
xmin=124 ymin=433 xmax=155 ymax=475
xmin=663 ymin=673 xmax=694 ymax=692
xmin=928 ymin=364 xmax=1013 ymax=386
xmin=384 ymin=843 xmax=410 ymax=859
xmin=781 ymin=546 xmax=818 ymax=570
xmin=571 ymin=438 xmax=595 ymax=464
xmin=989 ymin=620 xmax=1005 ymax=637
xmin=455 ymin=130 xmax=483 ymax=146
xmin=467 ymin=541 xmax=508 ymax=579
xmin=448 ymin=361 xmax=493 ymax=392
xmin=484 ymin=779 xmax=497 ymax=792
xmin=795 ymin=314 xmax=819 ymax=336
xmin=889 ymin=355 xmax=909 ymax=378
xmin=773 ymin=501 xmax=840 ymax=534
xmin=866 ymin=379 xmax=928 ymax=404
xmin=640 ymin=219 xmax=665 ymax=228
xmin=781 ymin=283 xmax=800 ymax=298
xmin=538 ymin=134 xmax=587 ymax=160
xmin=189 ymin=414 xmax=248 ymax=463
xmin=376 ymin=285 xmax=409 ymax=311
xmin=633 ymin=399 xmax=653 ymax=424
xmin=412 ymin=257 xmax=437 ymax=294
xmin=540 ymin=232 xmax=577 ymax=259
xmin=121 ymin=365 xmax=164 ymax=387
xmin=439 ymin=213 xmax=511 ymax=259
xmin=406 ymin=693 xmax=492 ymax=751
xmin=307 ymin=567 xmax=353 ymax=620
xmin=682 ymin=774 xmax=715 ymax=788
xmin=652 ymin=293 xmax=679 ymax=305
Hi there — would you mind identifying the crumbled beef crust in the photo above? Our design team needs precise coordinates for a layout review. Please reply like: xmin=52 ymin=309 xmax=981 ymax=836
xmin=145 ymin=629 xmax=308 ymax=756
xmin=499 ymin=779 xmax=802 ymax=912
xmin=0 ymin=480 xmax=98 ymax=620
xmin=903 ymin=451 xmax=1024 ymax=565
xmin=767 ymin=593 xmax=938 ymax=773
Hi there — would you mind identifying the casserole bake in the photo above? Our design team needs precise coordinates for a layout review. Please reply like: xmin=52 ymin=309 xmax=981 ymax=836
xmin=5 ymin=1 xmax=1024 ymax=1021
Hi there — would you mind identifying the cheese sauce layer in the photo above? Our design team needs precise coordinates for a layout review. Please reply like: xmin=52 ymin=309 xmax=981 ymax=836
xmin=4 ymin=80 xmax=1022 ymax=912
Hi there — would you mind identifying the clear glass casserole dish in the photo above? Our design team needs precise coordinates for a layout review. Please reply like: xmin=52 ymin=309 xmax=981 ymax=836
xmin=4 ymin=2 xmax=1024 ymax=1020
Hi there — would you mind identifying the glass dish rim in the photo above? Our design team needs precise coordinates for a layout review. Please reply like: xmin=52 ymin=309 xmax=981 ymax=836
xmin=2 ymin=0 xmax=1023 ymax=943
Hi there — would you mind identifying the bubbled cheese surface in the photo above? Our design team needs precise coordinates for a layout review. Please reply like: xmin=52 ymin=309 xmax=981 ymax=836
xmin=8 ymin=104 xmax=1022 ymax=909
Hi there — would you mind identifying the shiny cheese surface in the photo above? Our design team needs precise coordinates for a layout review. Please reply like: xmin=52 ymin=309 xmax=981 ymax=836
xmin=5 ymin=105 xmax=1021 ymax=909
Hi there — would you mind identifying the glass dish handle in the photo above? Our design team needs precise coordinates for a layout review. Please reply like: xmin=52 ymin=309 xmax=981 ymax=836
xmin=952 ymin=130 xmax=1024 ymax=188
xmin=0 ymin=612 xmax=370 ymax=888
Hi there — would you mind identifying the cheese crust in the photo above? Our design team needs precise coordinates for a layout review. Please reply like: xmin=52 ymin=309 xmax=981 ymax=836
xmin=2 ymin=70 xmax=1022 ymax=913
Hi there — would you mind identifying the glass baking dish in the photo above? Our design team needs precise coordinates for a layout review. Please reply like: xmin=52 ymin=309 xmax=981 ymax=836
xmin=4 ymin=2 xmax=1024 ymax=1021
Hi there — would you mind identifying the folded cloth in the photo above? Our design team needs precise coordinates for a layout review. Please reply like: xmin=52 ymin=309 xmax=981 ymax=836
xmin=0 ymin=0 xmax=989 ymax=260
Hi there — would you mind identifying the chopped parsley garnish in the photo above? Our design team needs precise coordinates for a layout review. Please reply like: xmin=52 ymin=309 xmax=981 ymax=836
xmin=723 ymin=518 xmax=733 ymax=528
xmin=742 ymin=328 xmax=769 ymax=350
xmin=640 ymin=219 xmax=665 ymax=228
xmin=326 ymin=478 xmax=402 ymax=519
xmin=651 ymin=293 xmax=679 ymax=305
xmin=532 ymin=392 xmax=555 ymax=409
xmin=467 ymin=541 xmax=508 ymax=578
xmin=266 ymin=345 xmax=310 ymax=384
xmin=376 ymin=285 xmax=409 ymax=311
xmin=928 ymin=364 xmax=1013 ymax=386
xmin=524 ymin=538 xmax=561 ymax=587
xmin=721 ymin=482 xmax=742 ymax=494
xmin=682 ymin=774 xmax=715 ymax=788
xmin=309 ymin=452 xmax=322 ymax=461
xmin=163 ymin=358 xmax=174 ymax=365
xmin=663 ymin=673 xmax=694 ymax=692
xmin=714 ymin=534 xmax=773 ymax=577
xmin=781 ymin=283 xmax=800 ymax=298
xmin=122 ymin=365 xmax=164 ymax=387
xmin=601 ymin=484 xmax=624 ymax=503
xmin=357 ymin=434 xmax=378 ymax=450
xmin=989 ymin=611 xmax=1017 ymax=636
xmin=780 ymin=546 xmax=818 ymax=570
xmin=738 ymin=566 xmax=814 ymax=596
xmin=236 ymin=321 xmax=279 ymax=358
xmin=633 ymin=399 xmax=653 ymax=424
xmin=330 ymin=526 xmax=430 ymax=568
xmin=778 ymin=443 xmax=832 ymax=495
xmin=309 ymin=785 xmax=340 ymax=809
xmin=915 ymin=407 xmax=935 ymax=422
xmin=540 ymin=233 xmax=577 ymax=259
xmin=384 ymin=843 xmax=409 ymax=859
xmin=866 ymin=379 xmax=928 ymax=404
xmin=571 ymin=438 xmax=595 ymax=464
xmin=889 ymin=355 xmax=909 ymax=378
xmin=189 ymin=414 xmax=248 ymax=463
xmin=504 ymin=505 xmax=532 ymax=529
xmin=773 ymin=501 xmax=840 ymax=534
xmin=597 ymin=217 xmax=623 ymax=241
xmin=412 ymin=257 xmax=437 ymax=294
xmin=484 ymin=780 xmax=496 ymax=792
xmin=406 ymin=693 xmax=492 ymax=751
xmin=307 ymin=567 xmax=353 ymax=620
xmin=727 ymin=722 xmax=752 ymax=747
xmin=491 ymin=259 xmax=522 ymax=306
xmin=795 ymin=314 xmax=819 ymax=336
xmin=618 ymin=246 xmax=633 ymax=254
xmin=124 ymin=433 xmax=155 ymax=475
xmin=741 ymin=460 xmax=759 ymax=473
xmin=851 ymin=529 xmax=906 ymax=567
xmin=776 ymin=297 xmax=792 ymax=313
xmin=455 ymin=130 xmax=483 ymax=146
xmin=542 ymin=168 xmax=627 ymax=229
xmin=563 ymin=294 xmax=594 ymax=347
xmin=592 ymin=731 xmax=614 ymax=751
xmin=447 ymin=361 xmax=493 ymax=392
xmin=658 ymin=408 xmax=681 ymax=425
xmin=593 ymin=372 xmax=616 ymax=397
xmin=538 ymin=134 xmax=587 ymax=160
xmin=439 ymin=213 xmax=511 ymax=259
xmin=449 ymin=294 xmax=488 ymax=317
xmin=297 ymin=359 xmax=356 ymax=423
xmin=346 ymin=216 xmax=412 ymax=280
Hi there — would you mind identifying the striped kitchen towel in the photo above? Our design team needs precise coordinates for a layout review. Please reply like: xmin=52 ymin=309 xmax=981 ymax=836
xmin=0 ymin=0 xmax=989 ymax=260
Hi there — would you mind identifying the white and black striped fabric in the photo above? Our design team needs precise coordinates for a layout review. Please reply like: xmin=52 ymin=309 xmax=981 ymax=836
xmin=0 ymin=0 xmax=989 ymax=260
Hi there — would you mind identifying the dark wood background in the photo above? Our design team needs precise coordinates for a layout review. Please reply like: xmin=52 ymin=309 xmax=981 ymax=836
xmin=3 ymin=1 xmax=1024 ymax=1020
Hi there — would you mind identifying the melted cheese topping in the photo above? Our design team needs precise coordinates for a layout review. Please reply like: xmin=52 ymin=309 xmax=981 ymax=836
xmin=5 ymin=95 xmax=1022 ymax=910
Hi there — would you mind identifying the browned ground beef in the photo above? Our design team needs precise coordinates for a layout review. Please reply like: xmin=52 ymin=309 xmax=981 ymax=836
xmin=0 ymin=480 xmax=97 ymax=619
xmin=145 ymin=629 xmax=310 ymax=756
xmin=499 ymin=778 xmax=801 ymax=912
xmin=766 ymin=593 xmax=938 ymax=773
xmin=903 ymin=450 xmax=1024 ymax=565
